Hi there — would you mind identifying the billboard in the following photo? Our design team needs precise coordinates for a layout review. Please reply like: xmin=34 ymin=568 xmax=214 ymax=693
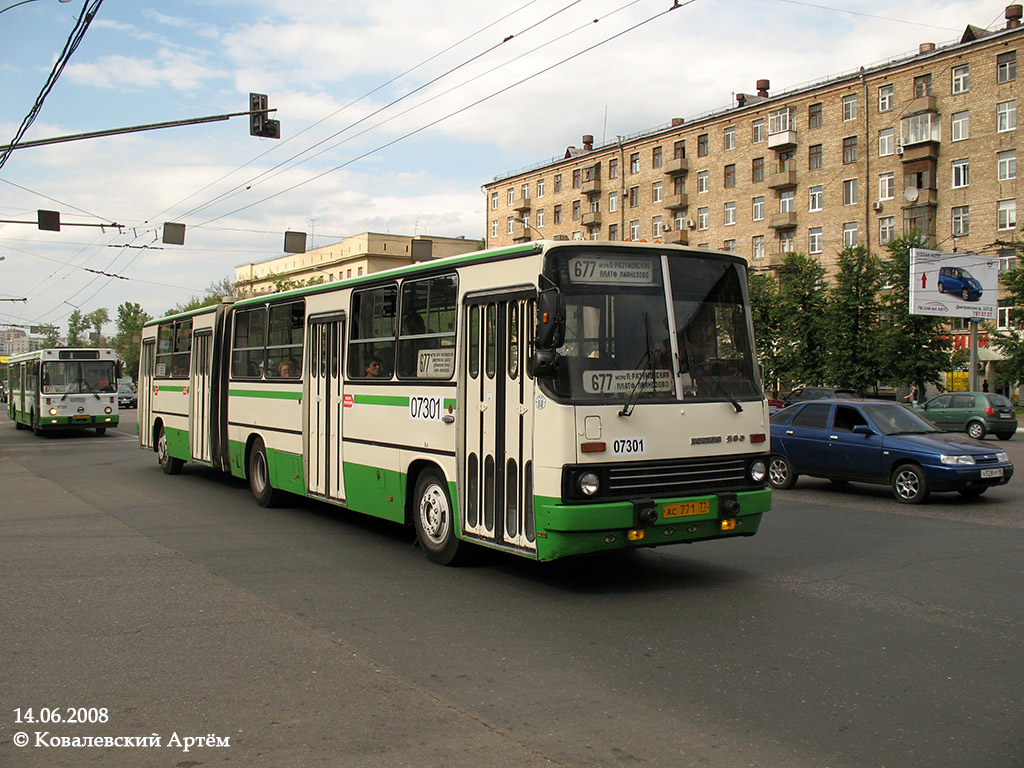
xmin=909 ymin=249 xmax=998 ymax=320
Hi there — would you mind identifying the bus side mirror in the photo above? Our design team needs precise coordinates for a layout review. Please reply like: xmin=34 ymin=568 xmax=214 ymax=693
xmin=529 ymin=348 xmax=558 ymax=379
xmin=536 ymin=290 xmax=564 ymax=350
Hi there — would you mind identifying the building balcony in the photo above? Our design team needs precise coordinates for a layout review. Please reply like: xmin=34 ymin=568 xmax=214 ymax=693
xmin=906 ymin=94 xmax=938 ymax=115
xmin=581 ymin=178 xmax=602 ymax=196
xmin=663 ymin=156 xmax=689 ymax=175
xmin=513 ymin=200 xmax=531 ymax=214
xmin=900 ymin=141 xmax=940 ymax=161
xmin=663 ymin=193 xmax=689 ymax=210
xmin=901 ymin=187 xmax=938 ymax=206
xmin=767 ymin=130 xmax=797 ymax=151
xmin=662 ymin=230 xmax=689 ymax=245
xmin=768 ymin=166 xmax=798 ymax=190
xmin=582 ymin=211 xmax=601 ymax=227
xmin=768 ymin=211 xmax=797 ymax=229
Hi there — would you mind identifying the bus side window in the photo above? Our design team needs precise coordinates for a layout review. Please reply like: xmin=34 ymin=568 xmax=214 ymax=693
xmin=349 ymin=285 xmax=397 ymax=379
xmin=266 ymin=301 xmax=304 ymax=379
xmin=231 ymin=307 xmax=267 ymax=378
xmin=398 ymin=274 xmax=457 ymax=379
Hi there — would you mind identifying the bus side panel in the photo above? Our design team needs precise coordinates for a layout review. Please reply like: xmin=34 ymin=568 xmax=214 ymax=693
xmin=341 ymin=460 xmax=406 ymax=523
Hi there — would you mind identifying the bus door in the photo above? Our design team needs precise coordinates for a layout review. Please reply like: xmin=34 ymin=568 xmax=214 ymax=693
xmin=462 ymin=291 xmax=537 ymax=554
xmin=189 ymin=330 xmax=213 ymax=463
xmin=305 ymin=315 xmax=346 ymax=502
xmin=139 ymin=339 xmax=156 ymax=449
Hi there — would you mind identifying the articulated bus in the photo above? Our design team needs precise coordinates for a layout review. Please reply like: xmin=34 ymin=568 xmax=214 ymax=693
xmin=8 ymin=348 xmax=120 ymax=435
xmin=140 ymin=241 xmax=771 ymax=563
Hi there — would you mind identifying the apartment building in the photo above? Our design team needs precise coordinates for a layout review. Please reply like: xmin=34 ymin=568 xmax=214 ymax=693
xmin=235 ymin=232 xmax=479 ymax=296
xmin=484 ymin=6 xmax=1021 ymax=283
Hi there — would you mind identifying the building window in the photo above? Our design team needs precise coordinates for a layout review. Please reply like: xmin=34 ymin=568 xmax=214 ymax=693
xmin=697 ymin=206 xmax=709 ymax=230
xmin=752 ymin=195 xmax=765 ymax=221
xmin=878 ymin=84 xmax=894 ymax=112
xmin=998 ymin=149 xmax=1017 ymax=181
xmin=843 ymin=136 xmax=858 ymax=164
xmin=553 ymin=204 xmax=562 ymax=224
xmin=652 ymin=145 xmax=663 ymax=169
xmin=608 ymin=159 xmax=618 ymax=179
xmin=572 ymin=169 xmax=581 ymax=189
xmin=842 ymin=94 xmax=858 ymax=121
xmin=843 ymin=178 xmax=858 ymax=206
xmin=914 ymin=73 xmax=932 ymax=97
xmin=809 ymin=185 xmax=823 ymax=212
xmin=697 ymin=134 xmax=709 ymax=157
xmin=652 ymin=180 xmax=663 ymax=203
xmin=997 ymin=51 xmax=1017 ymax=83
xmin=808 ymin=144 xmax=823 ymax=170
xmin=808 ymin=102 xmax=823 ymax=129
xmin=490 ymin=191 xmax=498 ymax=210
xmin=752 ymin=119 xmax=765 ymax=143
xmin=491 ymin=219 xmax=498 ymax=237
xmin=951 ymin=158 xmax=969 ymax=188
xmin=554 ymin=174 xmax=562 ymax=193
xmin=629 ymin=220 xmax=640 ymax=240
xmin=723 ymin=239 xmax=736 ymax=254
xmin=572 ymin=231 xmax=582 ymax=241
xmin=698 ymin=170 xmax=709 ymax=193
xmin=768 ymin=107 xmax=793 ymax=134
xmin=998 ymin=199 xmax=1017 ymax=230
xmin=724 ymin=201 xmax=736 ymax=226
xmin=674 ymin=175 xmax=686 ymax=195
xmin=780 ymin=229 xmax=795 ymax=254
xmin=507 ymin=188 xmax=515 ymax=205
xmin=608 ymin=191 xmax=618 ymax=213
xmin=608 ymin=223 xmax=618 ymax=241
xmin=998 ymin=100 xmax=1017 ymax=132
xmin=951 ymin=64 xmax=969 ymax=94
xmin=902 ymin=112 xmax=938 ymax=144
xmin=537 ymin=178 xmax=545 ymax=197
xmin=520 ymin=183 xmax=529 ymax=200
xmin=878 ymin=128 xmax=894 ymax=156
xmin=809 ymin=227 xmax=823 ymax=254
xmin=998 ymin=304 xmax=1013 ymax=330
xmin=674 ymin=211 xmax=685 ymax=231
xmin=752 ymin=235 xmax=765 ymax=260
xmin=572 ymin=200 xmax=581 ymax=220
xmin=951 ymin=110 xmax=969 ymax=141
xmin=506 ymin=216 xmax=514 ymax=234
xmin=843 ymin=222 xmax=858 ymax=248
xmin=752 ymin=157 xmax=765 ymax=182
xmin=630 ymin=152 xmax=640 ymax=174
xmin=673 ymin=140 xmax=685 ymax=159
xmin=952 ymin=205 xmax=970 ymax=236
xmin=629 ymin=186 xmax=640 ymax=207
xmin=780 ymin=189 xmax=794 ymax=213
xmin=652 ymin=215 xmax=663 ymax=238
xmin=879 ymin=216 xmax=895 ymax=244
xmin=724 ymin=126 xmax=736 ymax=150
xmin=879 ymin=172 xmax=895 ymax=200
xmin=536 ymin=209 xmax=545 ymax=227
xmin=724 ymin=164 xmax=736 ymax=188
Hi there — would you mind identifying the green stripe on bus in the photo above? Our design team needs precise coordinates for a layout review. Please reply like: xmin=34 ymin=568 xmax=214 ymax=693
xmin=229 ymin=389 xmax=304 ymax=400
xmin=157 ymin=385 xmax=186 ymax=393
xmin=353 ymin=394 xmax=457 ymax=410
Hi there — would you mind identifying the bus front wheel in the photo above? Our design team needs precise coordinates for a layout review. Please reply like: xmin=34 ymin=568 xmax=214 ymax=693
xmin=248 ymin=438 xmax=280 ymax=508
xmin=157 ymin=426 xmax=184 ymax=475
xmin=413 ymin=469 xmax=462 ymax=565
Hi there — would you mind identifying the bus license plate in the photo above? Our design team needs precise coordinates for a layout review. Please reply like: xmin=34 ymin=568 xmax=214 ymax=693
xmin=72 ymin=414 xmax=89 ymax=420
xmin=981 ymin=468 xmax=1004 ymax=479
xmin=662 ymin=501 xmax=710 ymax=518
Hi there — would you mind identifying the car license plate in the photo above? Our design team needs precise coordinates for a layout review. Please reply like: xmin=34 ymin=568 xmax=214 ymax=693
xmin=72 ymin=414 xmax=89 ymax=421
xmin=662 ymin=501 xmax=710 ymax=518
xmin=981 ymin=468 xmax=1004 ymax=479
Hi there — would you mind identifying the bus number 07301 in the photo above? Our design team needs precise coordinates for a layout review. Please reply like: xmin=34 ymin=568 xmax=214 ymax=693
xmin=409 ymin=395 xmax=443 ymax=422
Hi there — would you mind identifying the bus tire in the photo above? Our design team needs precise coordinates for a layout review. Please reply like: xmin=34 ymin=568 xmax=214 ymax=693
xmin=157 ymin=426 xmax=184 ymax=475
xmin=32 ymin=412 xmax=43 ymax=436
xmin=95 ymin=427 xmax=106 ymax=436
xmin=15 ymin=417 xmax=24 ymax=430
xmin=413 ymin=469 xmax=462 ymax=565
xmin=248 ymin=437 xmax=280 ymax=508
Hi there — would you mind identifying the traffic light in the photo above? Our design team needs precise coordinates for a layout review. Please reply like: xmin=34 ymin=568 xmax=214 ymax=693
xmin=249 ymin=93 xmax=280 ymax=139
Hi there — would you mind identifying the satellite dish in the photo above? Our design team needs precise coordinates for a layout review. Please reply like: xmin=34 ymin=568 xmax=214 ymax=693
xmin=904 ymin=186 xmax=920 ymax=202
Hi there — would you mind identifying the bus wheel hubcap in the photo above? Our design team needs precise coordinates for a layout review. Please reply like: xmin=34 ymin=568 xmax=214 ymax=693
xmin=420 ymin=485 xmax=448 ymax=543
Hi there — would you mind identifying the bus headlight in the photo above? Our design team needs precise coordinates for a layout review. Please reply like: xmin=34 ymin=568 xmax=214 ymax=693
xmin=750 ymin=460 xmax=767 ymax=482
xmin=49 ymin=407 xmax=58 ymax=416
xmin=579 ymin=472 xmax=600 ymax=496
xmin=104 ymin=406 xmax=112 ymax=414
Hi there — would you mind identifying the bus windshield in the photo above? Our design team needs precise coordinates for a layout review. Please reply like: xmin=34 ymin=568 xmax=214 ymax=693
xmin=542 ymin=248 xmax=760 ymax=404
xmin=42 ymin=360 xmax=117 ymax=394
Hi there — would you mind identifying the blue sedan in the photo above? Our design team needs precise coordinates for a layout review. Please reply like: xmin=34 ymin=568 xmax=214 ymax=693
xmin=769 ymin=399 xmax=1013 ymax=503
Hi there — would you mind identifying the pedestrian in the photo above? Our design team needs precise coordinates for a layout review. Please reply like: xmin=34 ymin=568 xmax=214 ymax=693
xmin=904 ymin=383 xmax=919 ymax=406
xmin=982 ymin=379 xmax=989 ymax=392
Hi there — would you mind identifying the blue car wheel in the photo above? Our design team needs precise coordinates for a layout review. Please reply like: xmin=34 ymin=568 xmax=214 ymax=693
xmin=892 ymin=464 xmax=929 ymax=504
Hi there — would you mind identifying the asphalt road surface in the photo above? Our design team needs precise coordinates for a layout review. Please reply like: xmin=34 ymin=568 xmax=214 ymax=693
xmin=2 ymin=408 xmax=1022 ymax=767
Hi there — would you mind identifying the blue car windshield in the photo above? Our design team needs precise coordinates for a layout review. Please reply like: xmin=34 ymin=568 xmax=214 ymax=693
xmin=863 ymin=404 xmax=939 ymax=436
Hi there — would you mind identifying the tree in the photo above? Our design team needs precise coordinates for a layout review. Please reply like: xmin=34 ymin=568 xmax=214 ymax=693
xmin=876 ymin=233 xmax=951 ymax=393
xmin=988 ymin=263 xmax=1024 ymax=391
xmin=111 ymin=302 xmax=152 ymax=381
xmin=823 ymin=245 xmax=883 ymax=395
xmin=86 ymin=308 xmax=109 ymax=346
xmin=775 ymin=252 xmax=828 ymax=388
xmin=66 ymin=310 xmax=89 ymax=347
xmin=748 ymin=271 xmax=783 ymax=395
xmin=37 ymin=324 xmax=60 ymax=348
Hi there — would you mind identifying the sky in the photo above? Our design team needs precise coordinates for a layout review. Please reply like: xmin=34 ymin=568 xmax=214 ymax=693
xmin=0 ymin=0 xmax=1010 ymax=336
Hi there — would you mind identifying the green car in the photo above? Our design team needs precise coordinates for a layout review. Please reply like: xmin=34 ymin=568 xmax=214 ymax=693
xmin=916 ymin=391 xmax=1018 ymax=440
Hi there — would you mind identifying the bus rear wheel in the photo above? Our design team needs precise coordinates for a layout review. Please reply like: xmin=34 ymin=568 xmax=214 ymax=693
xmin=248 ymin=438 xmax=280 ymax=508
xmin=157 ymin=426 xmax=184 ymax=475
xmin=413 ymin=469 xmax=463 ymax=565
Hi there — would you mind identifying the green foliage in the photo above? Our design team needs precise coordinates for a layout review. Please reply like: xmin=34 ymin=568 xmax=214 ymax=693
xmin=66 ymin=309 xmax=88 ymax=347
xmin=775 ymin=252 xmax=827 ymax=387
xmin=111 ymin=302 xmax=152 ymax=381
xmin=86 ymin=308 xmax=109 ymax=346
xmin=747 ymin=271 xmax=782 ymax=394
xmin=823 ymin=246 xmax=883 ymax=395
xmin=37 ymin=324 xmax=61 ymax=349
xmin=989 ymin=264 xmax=1024 ymax=388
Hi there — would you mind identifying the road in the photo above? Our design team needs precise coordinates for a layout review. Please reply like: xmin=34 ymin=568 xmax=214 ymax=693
xmin=2 ymin=408 xmax=1022 ymax=767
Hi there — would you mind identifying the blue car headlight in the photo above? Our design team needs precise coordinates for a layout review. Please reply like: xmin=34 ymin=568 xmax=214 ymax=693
xmin=940 ymin=454 xmax=976 ymax=465
xmin=996 ymin=452 xmax=1009 ymax=464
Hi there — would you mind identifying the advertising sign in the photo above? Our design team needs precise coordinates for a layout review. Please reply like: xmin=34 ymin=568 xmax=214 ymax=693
xmin=909 ymin=249 xmax=998 ymax=320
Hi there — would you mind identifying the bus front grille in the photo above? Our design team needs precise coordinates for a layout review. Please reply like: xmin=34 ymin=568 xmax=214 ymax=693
xmin=606 ymin=456 xmax=751 ymax=497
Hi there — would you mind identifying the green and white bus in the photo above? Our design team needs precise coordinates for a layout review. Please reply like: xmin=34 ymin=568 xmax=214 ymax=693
xmin=140 ymin=240 xmax=771 ymax=563
xmin=8 ymin=347 xmax=120 ymax=435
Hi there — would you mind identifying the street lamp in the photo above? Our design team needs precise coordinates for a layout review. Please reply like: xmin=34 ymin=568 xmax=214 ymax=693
xmin=0 ymin=0 xmax=71 ymax=15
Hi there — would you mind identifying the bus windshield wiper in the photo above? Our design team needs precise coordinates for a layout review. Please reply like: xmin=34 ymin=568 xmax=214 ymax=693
xmin=680 ymin=334 xmax=743 ymax=413
xmin=618 ymin=313 xmax=656 ymax=418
